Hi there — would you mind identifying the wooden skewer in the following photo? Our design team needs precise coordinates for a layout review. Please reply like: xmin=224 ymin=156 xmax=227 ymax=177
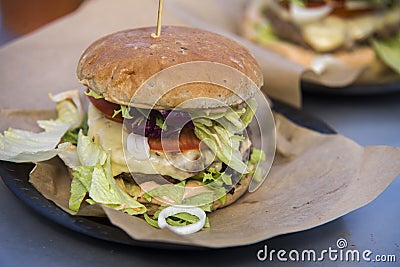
xmin=151 ymin=0 xmax=164 ymax=38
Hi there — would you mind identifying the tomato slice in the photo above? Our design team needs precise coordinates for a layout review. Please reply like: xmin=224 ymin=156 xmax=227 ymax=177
xmin=87 ymin=93 xmax=124 ymax=123
xmin=278 ymin=0 xmax=375 ymax=17
xmin=148 ymin=128 xmax=202 ymax=152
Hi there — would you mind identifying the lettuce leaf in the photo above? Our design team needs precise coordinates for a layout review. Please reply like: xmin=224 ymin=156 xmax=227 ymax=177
xmin=144 ymin=213 xmax=160 ymax=228
xmin=67 ymin=131 xmax=146 ymax=215
xmin=192 ymin=98 xmax=257 ymax=174
xmin=248 ymin=148 xmax=267 ymax=183
xmin=372 ymin=34 xmax=400 ymax=74
xmin=193 ymin=168 xmax=232 ymax=205
xmin=249 ymin=148 xmax=266 ymax=165
xmin=150 ymin=207 xmax=210 ymax=229
xmin=183 ymin=192 xmax=215 ymax=212
xmin=76 ymin=131 xmax=107 ymax=167
xmin=61 ymin=113 xmax=88 ymax=145
xmin=69 ymin=166 xmax=94 ymax=212
xmin=145 ymin=181 xmax=186 ymax=205
xmin=49 ymin=90 xmax=84 ymax=130
xmin=0 ymin=90 xmax=83 ymax=163
xmin=112 ymin=105 xmax=133 ymax=119
xmin=84 ymin=89 xmax=104 ymax=99
xmin=254 ymin=21 xmax=279 ymax=45
xmin=88 ymin=156 xmax=146 ymax=215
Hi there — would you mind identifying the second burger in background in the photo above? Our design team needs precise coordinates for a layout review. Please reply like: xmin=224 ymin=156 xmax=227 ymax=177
xmin=242 ymin=0 xmax=400 ymax=84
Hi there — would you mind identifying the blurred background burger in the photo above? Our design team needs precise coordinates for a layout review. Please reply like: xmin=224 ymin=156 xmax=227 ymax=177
xmin=242 ymin=0 xmax=400 ymax=84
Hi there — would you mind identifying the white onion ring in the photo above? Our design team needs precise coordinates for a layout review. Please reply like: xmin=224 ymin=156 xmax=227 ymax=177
xmin=290 ymin=3 xmax=332 ymax=23
xmin=127 ymin=133 xmax=150 ymax=160
xmin=157 ymin=205 xmax=206 ymax=235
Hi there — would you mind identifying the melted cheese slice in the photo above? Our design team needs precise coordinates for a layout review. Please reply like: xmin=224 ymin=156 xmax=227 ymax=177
xmin=302 ymin=6 xmax=400 ymax=52
xmin=87 ymin=103 xmax=213 ymax=180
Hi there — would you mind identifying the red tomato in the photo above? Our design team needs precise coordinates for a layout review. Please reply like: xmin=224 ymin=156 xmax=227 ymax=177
xmin=279 ymin=0 xmax=374 ymax=17
xmin=148 ymin=128 xmax=202 ymax=152
xmin=87 ymin=94 xmax=124 ymax=123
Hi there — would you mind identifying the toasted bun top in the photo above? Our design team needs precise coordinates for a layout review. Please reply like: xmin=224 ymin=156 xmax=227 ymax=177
xmin=77 ymin=26 xmax=263 ymax=109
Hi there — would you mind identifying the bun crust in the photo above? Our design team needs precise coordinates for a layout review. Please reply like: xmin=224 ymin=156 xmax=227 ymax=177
xmin=241 ymin=0 xmax=400 ymax=85
xmin=77 ymin=26 xmax=263 ymax=109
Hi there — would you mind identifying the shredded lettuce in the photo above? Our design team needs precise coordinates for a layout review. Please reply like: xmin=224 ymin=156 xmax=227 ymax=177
xmin=144 ymin=213 xmax=160 ymax=228
xmin=193 ymin=99 xmax=257 ymax=174
xmin=148 ymin=206 xmax=210 ymax=229
xmin=61 ymin=114 xmax=88 ymax=145
xmin=0 ymin=90 xmax=83 ymax=163
xmin=248 ymin=148 xmax=267 ymax=183
xmin=145 ymin=181 xmax=186 ymax=205
xmin=372 ymin=33 xmax=400 ymax=74
xmin=84 ymin=89 xmax=104 ymax=99
xmin=112 ymin=105 xmax=134 ymax=119
xmin=69 ymin=166 xmax=94 ymax=212
xmin=193 ymin=168 xmax=233 ymax=206
xmin=76 ymin=131 xmax=107 ymax=167
xmin=88 ymin=157 xmax=146 ymax=215
xmin=68 ymin=132 xmax=146 ymax=215
xmin=155 ymin=114 xmax=168 ymax=131
xmin=49 ymin=90 xmax=84 ymax=130
xmin=249 ymin=148 xmax=266 ymax=165
xmin=254 ymin=21 xmax=278 ymax=45
xmin=183 ymin=192 xmax=214 ymax=212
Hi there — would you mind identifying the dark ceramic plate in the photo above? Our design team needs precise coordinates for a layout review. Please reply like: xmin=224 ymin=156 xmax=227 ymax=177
xmin=302 ymin=81 xmax=400 ymax=95
xmin=0 ymin=101 xmax=335 ymax=249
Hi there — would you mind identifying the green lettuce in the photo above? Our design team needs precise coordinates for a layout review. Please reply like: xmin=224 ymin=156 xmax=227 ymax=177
xmin=76 ymin=131 xmax=107 ymax=167
xmin=49 ymin=90 xmax=84 ymax=130
xmin=155 ymin=113 xmax=168 ymax=131
xmin=193 ymin=168 xmax=234 ymax=206
xmin=254 ymin=21 xmax=278 ymax=45
xmin=68 ymin=132 xmax=146 ymax=215
xmin=112 ymin=105 xmax=134 ymax=119
xmin=88 ymin=157 xmax=146 ymax=215
xmin=183 ymin=192 xmax=215 ymax=212
xmin=69 ymin=165 xmax=94 ymax=212
xmin=148 ymin=206 xmax=210 ymax=229
xmin=144 ymin=181 xmax=186 ymax=205
xmin=84 ymin=89 xmax=104 ymax=99
xmin=61 ymin=114 xmax=88 ymax=145
xmin=249 ymin=148 xmax=266 ymax=165
xmin=193 ymin=98 xmax=257 ymax=174
xmin=0 ymin=90 xmax=83 ymax=163
xmin=248 ymin=148 xmax=267 ymax=183
xmin=372 ymin=33 xmax=400 ymax=74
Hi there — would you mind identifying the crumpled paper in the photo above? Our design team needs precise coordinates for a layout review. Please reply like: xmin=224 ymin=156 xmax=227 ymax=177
xmin=1 ymin=109 xmax=399 ymax=248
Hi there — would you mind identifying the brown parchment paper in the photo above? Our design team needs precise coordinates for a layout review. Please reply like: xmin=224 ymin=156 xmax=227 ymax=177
xmin=1 ymin=110 xmax=400 ymax=248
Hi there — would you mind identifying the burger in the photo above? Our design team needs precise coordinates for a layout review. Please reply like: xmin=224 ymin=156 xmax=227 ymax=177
xmin=64 ymin=26 xmax=267 ymax=229
xmin=242 ymin=0 xmax=400 ymax=84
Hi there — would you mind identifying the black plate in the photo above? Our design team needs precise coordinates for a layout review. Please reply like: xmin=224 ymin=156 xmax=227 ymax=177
xmin=301 ymin=80 xmax=400 ymax=95
xmin=0 ymin=101 xmax=335 ymax=249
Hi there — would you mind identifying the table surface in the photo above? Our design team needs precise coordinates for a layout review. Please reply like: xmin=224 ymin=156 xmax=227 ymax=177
xmin=1 ymin=14 xmax=400 ymax=267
